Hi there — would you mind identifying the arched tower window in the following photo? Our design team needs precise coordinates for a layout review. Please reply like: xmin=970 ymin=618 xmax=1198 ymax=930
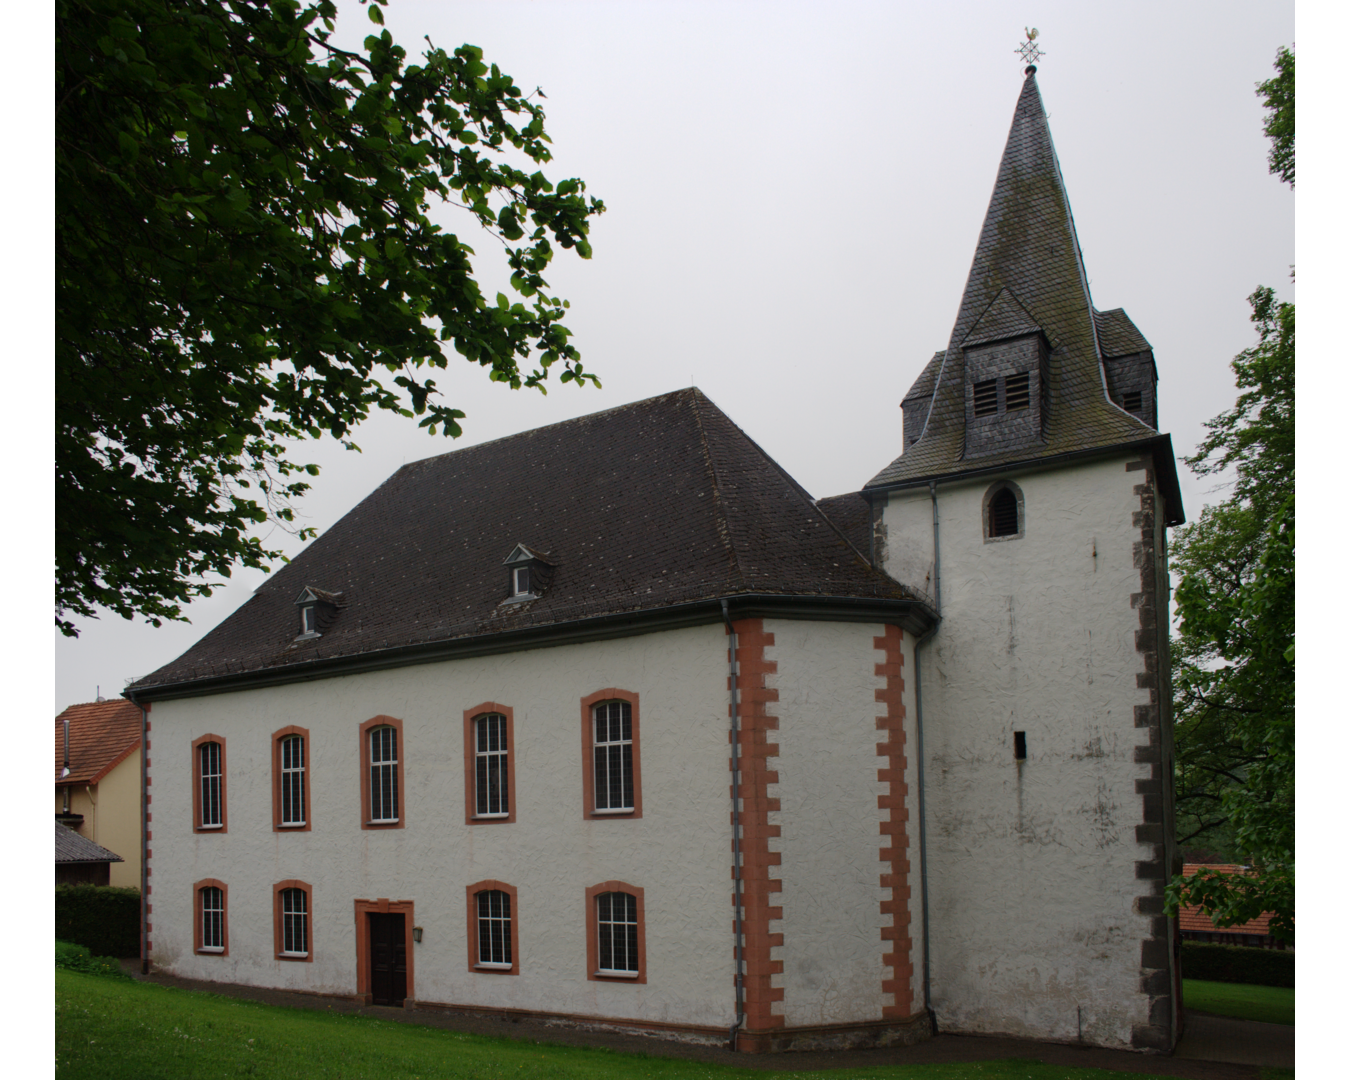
xmin=984 ymin=482 xmax=1024 ymax=540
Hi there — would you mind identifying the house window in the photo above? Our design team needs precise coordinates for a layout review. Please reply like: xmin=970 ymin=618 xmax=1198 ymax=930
xmin=512 ymin=566 xmax=531 ymax=596
xmin=272 ymin=726 xmax=310 ymax=831
xmin=191 ymin=734 xmax=228 ymax=833
xmin=201 ymin=887 xmax=224 ymax=950
xmin=973 ymin=378 xmax=999 ymax=417
xmin=582 ymin=691 xmax=643 ymax=817
xmin=273 ymin=880 xmax=313 ymax=961
xmin=369 ymin=727 xmax=398 ymax=822
xmin=1005 ymin=372 xmax=1031 ymax=411
xmin=300 ymin=604 xmax=316 ymax=635
xmin=594 ymin=701 xmax=633 ymax=811
xmin=194 ymin=878 xmax=228 ymax=956
xmin=465 ymin=880 xmax=519 ymax=974
xmin=984 ymin=481 xmax=1024 ymax=541
xmin=586 ymin=881 xmax=646 ymax=983
xmin=464 ymin=705 xmax=515 ymax=823
xmin=359 ymin=716 xmax=405 ymax=829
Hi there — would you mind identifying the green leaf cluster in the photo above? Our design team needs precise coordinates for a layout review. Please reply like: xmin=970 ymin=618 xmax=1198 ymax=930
xmin=1166 ymin=287 xmax=1294 ymax=942
xmin=1258 ymin=46 xmax=1294 ymax=188
xmin=56 ymin=0 xmax=605 ymax=635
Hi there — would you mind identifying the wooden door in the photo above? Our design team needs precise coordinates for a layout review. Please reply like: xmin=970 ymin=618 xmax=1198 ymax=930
xmin=369 ymin=912 xmax=406 ymax=1006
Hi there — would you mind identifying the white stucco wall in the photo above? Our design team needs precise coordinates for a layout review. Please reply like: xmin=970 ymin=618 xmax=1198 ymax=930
xmin=148 ymin=624 xmax=737 ymax=1029
xmin=763 ymin=619 xmax=893 ymax=1028
xmin=881 ymin=455 xmax=1155 ymax=1049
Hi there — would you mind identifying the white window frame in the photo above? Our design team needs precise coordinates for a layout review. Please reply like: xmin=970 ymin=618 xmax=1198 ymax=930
xmin=595 ymin=891 xmax=640 ymax=977
xmin=474 ymin=714 xmax=510 ymax=818
xmin=280 ymin=888 xmax=308 ymax=957
xmin=200 ymin=886 xmax=224 ymax=953
xmin=280 ymin=734 xmax=306 ymax=827
xmin=199 ymin=741 xmax=223 ymax=829
xmin=475 ymin=890 xmax=512 ymax=969
xmin=368 ymin=726 xmax=399 ymax=824
xmin=511 ymin=565 xmax=531 ymax=596
xmin=592 ymin=701 xmax=634 ymax=813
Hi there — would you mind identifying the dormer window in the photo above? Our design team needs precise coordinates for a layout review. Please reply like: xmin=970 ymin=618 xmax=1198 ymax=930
xmin=1005 ymin=372 xmax=1030 ymax=411
xmin=502 ymin=544 xmax=555 ymax=604
xmin=294 ymin=586 xmax=343 ymax=640
xmin=512 ymin=565 xmax=531 ymax=597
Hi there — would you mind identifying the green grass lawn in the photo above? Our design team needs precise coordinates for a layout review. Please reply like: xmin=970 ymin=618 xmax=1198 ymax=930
xmin=57 ymin=970 xmax=1190 ymax=1080
xmin=1183 ymin=979 xmax=1294 ymax=1026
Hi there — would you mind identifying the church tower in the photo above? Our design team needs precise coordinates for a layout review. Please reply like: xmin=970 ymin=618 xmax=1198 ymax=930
xmin=864 ymin=67 xmax=1184 ymax=1051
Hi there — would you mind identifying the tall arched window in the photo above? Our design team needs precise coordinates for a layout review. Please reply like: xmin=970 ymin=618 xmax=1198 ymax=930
xmin=984 ymin=481 xmax=1024 ymax=540
xmin=359 ymin=716 xmax=405 ymax=829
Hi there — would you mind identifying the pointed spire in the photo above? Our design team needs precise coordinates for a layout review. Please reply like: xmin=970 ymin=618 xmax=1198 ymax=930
xmin=867 ymin=70 xmax=1165 ymax=493
xmin=948 ymin=68 xmax=1097 ymax=361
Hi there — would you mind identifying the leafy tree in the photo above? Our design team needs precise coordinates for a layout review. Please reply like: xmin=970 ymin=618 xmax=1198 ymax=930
xmin=1166 ymin=46 xmax=1294 ymax=941
xmin=1258 ymin=46 xmax=1294 ymax=188
xmin=1167 ymin=288 xmax=1294 ymax=941
xmin=56 ymin=0 xmax=604 ymax=635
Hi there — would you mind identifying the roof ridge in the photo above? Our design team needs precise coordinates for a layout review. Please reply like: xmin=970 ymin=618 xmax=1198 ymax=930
xmin=690 ymin=394 xmax=884 ymax=578
xmin=396 ymin=387 xmax=703 ymax=472
xmin=688 ymin=389 xmax=743 ymax=586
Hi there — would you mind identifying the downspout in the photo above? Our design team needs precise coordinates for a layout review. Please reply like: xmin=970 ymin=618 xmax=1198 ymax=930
xmin=128 ymin=691 xmax=150 ymax=975
xmin=721 ymin=599 xmax=744 ymax=1051
xmin=913 ymin=480 xmax=942 ymax=1034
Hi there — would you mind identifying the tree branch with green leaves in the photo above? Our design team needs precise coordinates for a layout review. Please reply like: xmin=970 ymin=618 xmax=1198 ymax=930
xmin=56 ymin=0 xmax=605 ymax=635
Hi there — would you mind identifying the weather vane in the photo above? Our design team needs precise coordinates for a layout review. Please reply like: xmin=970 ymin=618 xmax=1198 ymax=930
xmin=1016 ymin=27 xmax=1044 ymax=68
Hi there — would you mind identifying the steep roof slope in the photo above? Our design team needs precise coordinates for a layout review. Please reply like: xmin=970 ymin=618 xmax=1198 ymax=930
xmin=131 ymin=389 xmax=924 ymax=695
xmin=868 ymin=69 xmax=1169 ymax=494
xmin=54 ymin=699 xmax=142 ymax=786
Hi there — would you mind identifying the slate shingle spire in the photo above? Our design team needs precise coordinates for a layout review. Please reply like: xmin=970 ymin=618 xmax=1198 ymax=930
xmin=867 ymin=69 xmax=1172 ymax=496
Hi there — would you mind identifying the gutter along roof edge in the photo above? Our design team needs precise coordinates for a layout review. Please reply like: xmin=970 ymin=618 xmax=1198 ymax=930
xmin=126 ymin=592 xmax=939 ymax=703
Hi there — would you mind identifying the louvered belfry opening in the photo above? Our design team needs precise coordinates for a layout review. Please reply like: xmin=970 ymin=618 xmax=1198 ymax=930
xmin=973 ymin=379 xmax=999 ymax=417
xmin=1005 ymin=372 xmax=1031 ymax=411
xmin=989 ymin=488 xmax=1019 ymax=537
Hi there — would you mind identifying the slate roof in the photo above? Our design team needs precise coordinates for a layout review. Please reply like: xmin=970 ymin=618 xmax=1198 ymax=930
xmin=55 ymin=699 xmax=142 ymax=786
xmin=867 ymin=69 xmax=1180 ymax=521
xmin=816 ymin=492 xmax=872 ymax=556
xmin=130 ymin=388 xmax=928 ymax=696
xmin=55 ymin=821 xmax=124 ymax=864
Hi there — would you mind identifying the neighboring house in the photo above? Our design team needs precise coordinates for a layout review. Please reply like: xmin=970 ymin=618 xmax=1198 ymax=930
xmin=56 ymin=821 xmax=125 ymax=886
xmin=55 ymin=698 xmax=142 ymax=889
xmin=1178 ymin=865 xmax=1289 ymax=950
xmin=128 ymin=69 xmax=1183 ymax=1054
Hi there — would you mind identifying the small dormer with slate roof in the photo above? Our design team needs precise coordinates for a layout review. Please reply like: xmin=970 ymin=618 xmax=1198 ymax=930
xmin=502 ymin=544 xmax=556 ymax=603
xmin=294 ymin=586 xmax=343 ymax=640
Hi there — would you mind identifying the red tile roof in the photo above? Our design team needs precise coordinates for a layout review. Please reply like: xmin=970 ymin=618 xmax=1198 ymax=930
xmin=54 ymin=699 xmax=142 ymax=786
xmin=1177 ymin=864 xmax=1276 ymax=937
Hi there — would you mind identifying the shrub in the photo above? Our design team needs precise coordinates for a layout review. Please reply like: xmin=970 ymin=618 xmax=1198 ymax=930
xmin=55 ymin=884 xmax=141 ymax=958
xmin=1181 ymin=941 xmax=1294 ymax=987
xmin=56 ymin=939 xmax=130 ymax=979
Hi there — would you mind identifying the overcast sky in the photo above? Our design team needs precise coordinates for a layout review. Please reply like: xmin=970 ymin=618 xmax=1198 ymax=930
xmin=53 ymin=0 xmax=1296 ymax=713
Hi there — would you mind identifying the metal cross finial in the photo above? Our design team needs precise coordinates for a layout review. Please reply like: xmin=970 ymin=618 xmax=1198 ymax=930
xmin=1016 ymin=27 xmax=1044 ymax=67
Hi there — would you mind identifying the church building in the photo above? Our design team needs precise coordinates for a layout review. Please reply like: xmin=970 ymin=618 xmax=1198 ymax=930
xmin=129 ymin=67 xmax=1184 ymax=1054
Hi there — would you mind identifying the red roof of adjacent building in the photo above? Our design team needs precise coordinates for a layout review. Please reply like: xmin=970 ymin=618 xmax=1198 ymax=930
xmin=54 ymin=699 xmax=142 ymax=786
xmin=1177 ymin=863 xmax=1276 ymax=936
